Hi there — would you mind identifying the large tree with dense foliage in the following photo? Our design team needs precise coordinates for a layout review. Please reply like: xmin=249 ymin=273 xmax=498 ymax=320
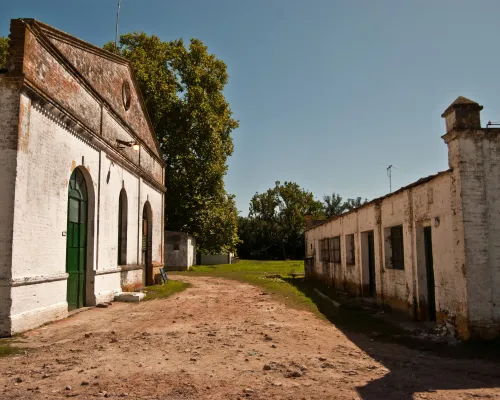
xmin=0 ymin=36 xmax=9 ymax=69
xmin=239 ymin=181 xmax=324 ymax=260
xmin=104 ymin=33 xmax=239 ymax=254
xmin=238 ymin=186 xmax=369 ymax=259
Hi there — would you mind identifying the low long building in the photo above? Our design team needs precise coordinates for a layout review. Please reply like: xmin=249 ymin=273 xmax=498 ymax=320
xmin=305 ymin=96 xmax=500 ymax=340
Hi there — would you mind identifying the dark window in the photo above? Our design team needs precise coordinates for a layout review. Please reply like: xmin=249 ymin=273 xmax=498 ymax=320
xmin=391 ymin=225 xmax=404 ymax=270
xmin=173 ymin=244 xmax=180 ymax=251
xmin=329 ymin=238 xmax=335 ymax=262
xmin=320 ymin=239 xmax=329 ymax=262
xmin=332 ymin=237 xmax=341 ymax=263
xmin=346 ymin=234 xmax=355 ymax=264
xmin=117 ymin=188 xmax=128 ymax=265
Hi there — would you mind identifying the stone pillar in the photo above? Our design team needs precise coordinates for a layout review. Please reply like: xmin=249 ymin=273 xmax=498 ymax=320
xmin=442 ymin=96 xmax=500 ymax=339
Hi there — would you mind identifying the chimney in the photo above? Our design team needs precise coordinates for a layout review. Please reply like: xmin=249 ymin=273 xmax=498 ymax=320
xmin=441 ymin=96 xmax=483 ymax=133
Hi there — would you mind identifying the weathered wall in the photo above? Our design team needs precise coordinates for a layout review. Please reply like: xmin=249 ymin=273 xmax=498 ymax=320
xmin=305 ymin=171 xmax=468 ymax=334
xmin=18 ymin=21 xmax=164 ymax=190
xmin=411 ymin=172 xmax=467 ymax=326
xmin=164 ymin=231 xmax=196 ymax=271
xmin=0 ymin=19 xmax=166 ymax=335
xmin=0 ymin=76 xmax=22 ymax=335
xmin=10 ymin=97 xmax=100 ymax=332
xmin=199 ymin=254 xmax=232 ymax=265
xmin=45 ymin=33 xmax=161 ymax=159
xmin=446 ymin=129 xmax=500 ymax=338
xmin=8 ymin=93 xmax=165 ymax=334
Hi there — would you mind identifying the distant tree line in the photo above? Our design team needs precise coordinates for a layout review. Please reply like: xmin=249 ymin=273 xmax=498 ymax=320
xmin=237 ymin=181 xmax=367 ymax=260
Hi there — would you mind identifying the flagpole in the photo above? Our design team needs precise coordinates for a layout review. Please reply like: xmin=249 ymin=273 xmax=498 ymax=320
xmin=115 ymin=0 xmax=121 ymax=53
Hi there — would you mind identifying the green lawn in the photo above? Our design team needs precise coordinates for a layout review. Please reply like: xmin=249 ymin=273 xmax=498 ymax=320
xmin=144 ymin=280 xmax=191 ymax=301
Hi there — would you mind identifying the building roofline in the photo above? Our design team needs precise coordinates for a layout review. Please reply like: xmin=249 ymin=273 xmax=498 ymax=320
xmin=17 ymin=19 xmax=165 ymax=165
xmin=305 ymin=169 xmax=452 ymax=232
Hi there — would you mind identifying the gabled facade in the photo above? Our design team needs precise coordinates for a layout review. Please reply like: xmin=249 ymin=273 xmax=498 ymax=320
xmin=305 ymin=96 xmax=500 ymax=340
xmin=0 ymin=19 xmax=166 ymax=335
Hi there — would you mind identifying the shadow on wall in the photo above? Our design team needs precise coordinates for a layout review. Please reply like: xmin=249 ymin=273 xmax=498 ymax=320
xmin=283 ymin=277 xmax=500 ymax=400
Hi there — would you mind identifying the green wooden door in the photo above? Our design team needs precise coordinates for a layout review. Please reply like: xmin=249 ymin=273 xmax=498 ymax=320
xmin=66 ymin=169 xmax=88 ymax=310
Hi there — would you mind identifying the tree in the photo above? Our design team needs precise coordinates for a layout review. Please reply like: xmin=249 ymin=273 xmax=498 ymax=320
xmin=323 ymin=193 xmax=347 ymax=218
xmin=245 ymin=181 xmax=324 ymax=259
xmin=322 ymin=193 xmax=368 ymax=217
xmin=0 ymin=36 xmax=9 ymax=69
xmin=344 ymin=196 xmax=368 ymax=211
xmin=105 ymin=33 xmax=239 ymax=253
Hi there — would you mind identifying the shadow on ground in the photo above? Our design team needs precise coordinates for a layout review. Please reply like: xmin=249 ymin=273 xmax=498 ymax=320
xmin=284 ymin=277 xmax=500 ymax=400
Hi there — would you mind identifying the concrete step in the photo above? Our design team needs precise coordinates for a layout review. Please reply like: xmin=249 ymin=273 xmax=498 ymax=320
xmin=114 ymin=292 xmax=145 ymax=302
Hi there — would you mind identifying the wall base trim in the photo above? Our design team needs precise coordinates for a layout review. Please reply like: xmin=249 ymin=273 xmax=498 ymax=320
xmin=10 ymin=302 xmax=68 ymax=335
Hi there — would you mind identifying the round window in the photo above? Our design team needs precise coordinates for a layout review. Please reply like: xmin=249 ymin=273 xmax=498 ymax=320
xmin=122 ymin=81 xmax=131 ymax=111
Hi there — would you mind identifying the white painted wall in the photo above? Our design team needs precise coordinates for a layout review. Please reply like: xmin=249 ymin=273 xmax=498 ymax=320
xmin=6 ymin=95 xmax=164 ymax=334
xmin=199 ymin=253 xmax=232 ymax=265
xmin=0 ymin=78 xmax=22 ymax=335
xmin=164 ymin=232 xmax=196 ymax=270
xmin=305 ymin=172 xmax=468 ymax=331
xmin=0 ymin=20 xmax=166 ymax=336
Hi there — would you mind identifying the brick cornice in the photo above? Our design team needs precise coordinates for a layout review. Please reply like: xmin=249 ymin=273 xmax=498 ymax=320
xmin=23 ymin=82 xmax=166 ymax=194
xmin=18 ymin=19 xmax=165 ymax=167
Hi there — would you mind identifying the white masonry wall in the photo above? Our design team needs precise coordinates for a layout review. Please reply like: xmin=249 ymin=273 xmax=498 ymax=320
xmin=10 ymin=96 xmax=100 ymax=333
xmin=305 ymin=170 xmax=469 ymax=336
xmin=8 ymin=94 xmax=164 ymax=334
xmin=0 ymin=78 xmax=21 ymax=336
xmin=448 ymin=130 xmax=500 ymax=337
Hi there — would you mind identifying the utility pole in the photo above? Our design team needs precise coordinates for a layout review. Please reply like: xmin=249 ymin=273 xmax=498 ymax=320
xmin=115 ymin=0 xmax=121 ymax=53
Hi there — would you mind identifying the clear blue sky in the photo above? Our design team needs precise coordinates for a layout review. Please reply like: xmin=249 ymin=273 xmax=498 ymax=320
xmin=3 ymin=1 xmax=500 ymax=214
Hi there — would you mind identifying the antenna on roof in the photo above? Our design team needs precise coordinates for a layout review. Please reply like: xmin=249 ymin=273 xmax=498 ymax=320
xmin=386 ymin=164 xmax=398 ymax=193
xmin=114 ymin=0 xmax=121 ymax=54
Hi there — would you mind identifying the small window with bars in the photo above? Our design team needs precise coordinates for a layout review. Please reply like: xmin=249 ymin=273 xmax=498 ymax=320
xmin=346 ymin=234 xmax=355 ymax=265
xmin=320 ymin=239 xmax=329 ymax=262
xmin=332 ymin=236 xmax=341 ymax=263
xmin=390 ymin=225 xmax=405 ymax=270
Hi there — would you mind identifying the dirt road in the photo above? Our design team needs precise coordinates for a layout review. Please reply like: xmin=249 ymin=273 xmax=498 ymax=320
xmin=1 ymin=276 xmax=499 ymax=399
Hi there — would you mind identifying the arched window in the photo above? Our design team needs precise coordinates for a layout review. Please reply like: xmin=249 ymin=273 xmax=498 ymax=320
xmin=142 ymin=201 xmax=153 ymax=285
xmin=118 ymin=188 xmax=128 ymax=265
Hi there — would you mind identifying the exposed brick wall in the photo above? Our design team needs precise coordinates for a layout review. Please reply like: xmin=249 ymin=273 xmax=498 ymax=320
xmin=46 ymin=36 xmax=161 ymax=159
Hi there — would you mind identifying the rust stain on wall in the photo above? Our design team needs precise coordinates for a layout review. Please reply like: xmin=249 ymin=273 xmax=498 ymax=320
xmin=17 ymin=101 xmax=30 ymax=152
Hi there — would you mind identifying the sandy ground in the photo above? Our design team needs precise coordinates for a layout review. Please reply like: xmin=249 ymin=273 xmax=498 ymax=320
xmin=1 ymin=276 xmax=499 ymax=400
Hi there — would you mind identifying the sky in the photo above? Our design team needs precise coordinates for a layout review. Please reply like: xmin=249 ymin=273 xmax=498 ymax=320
xmin=3 ymin=0 xmax=500 ymax=214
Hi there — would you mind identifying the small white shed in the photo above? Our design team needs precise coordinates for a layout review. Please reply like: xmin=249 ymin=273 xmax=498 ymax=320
xmin=164 ymin=231 xmax=196 ymax=271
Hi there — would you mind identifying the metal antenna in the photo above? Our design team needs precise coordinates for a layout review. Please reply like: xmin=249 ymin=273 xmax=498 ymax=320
xmin=387 ymin=165 xmax=394 ymax=193
xmin=115 ymin=0 xmax=121 ymax=53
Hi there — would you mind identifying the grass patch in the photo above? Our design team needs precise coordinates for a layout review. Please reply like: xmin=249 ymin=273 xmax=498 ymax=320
xmin=143 ymin=280 xmax=190 ymax=301
xmin=0 ymin=345 xmax=24 ymax=357
xmin=0 ymin=338 xmax=27 ymax=358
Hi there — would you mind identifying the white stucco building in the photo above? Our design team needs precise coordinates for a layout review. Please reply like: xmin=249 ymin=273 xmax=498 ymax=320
xmin=164 ymin=231 xmax=196 ymax=271
xmin=305 ymin=96 xmax=500 ymax=340
xmin=0 ymin=19 xmax=165 ymax=336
